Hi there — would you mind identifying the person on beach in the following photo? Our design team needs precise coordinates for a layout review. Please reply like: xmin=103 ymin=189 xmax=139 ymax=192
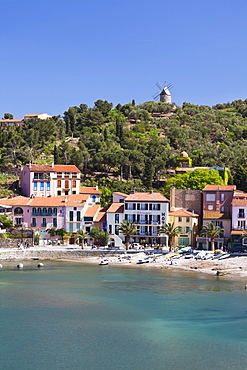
xmin=17 ymin=242 xmax=20 ymax=249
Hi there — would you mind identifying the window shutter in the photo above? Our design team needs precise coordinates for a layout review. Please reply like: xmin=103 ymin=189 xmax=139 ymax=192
xmin=133 ymin=203 xmax=136 ymax=210
xmin=149 ymin=203 xmax=152 ymax=210
xmin=137 ymin=203 xmax=140 ymax=210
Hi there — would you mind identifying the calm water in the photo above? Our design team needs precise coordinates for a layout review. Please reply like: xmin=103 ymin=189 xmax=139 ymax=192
xmin=1 ymin=262 xmax=247 ymax=370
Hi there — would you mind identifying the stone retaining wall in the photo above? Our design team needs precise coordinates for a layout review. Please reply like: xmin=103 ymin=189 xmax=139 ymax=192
xmin=0 ymin=248 xmax=124 ymax=260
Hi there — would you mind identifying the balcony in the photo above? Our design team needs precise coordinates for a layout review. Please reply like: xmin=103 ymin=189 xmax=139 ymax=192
xmin=238 ymin=213 xmax=245 ymax=218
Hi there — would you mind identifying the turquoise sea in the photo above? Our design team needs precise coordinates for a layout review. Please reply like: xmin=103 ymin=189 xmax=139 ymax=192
xmin=1 ymin=261 xmax=247 ymax=370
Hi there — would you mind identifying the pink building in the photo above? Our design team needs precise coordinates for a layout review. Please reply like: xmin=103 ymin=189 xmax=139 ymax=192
xmin=20 ymin=164 xmax=81 ymax=197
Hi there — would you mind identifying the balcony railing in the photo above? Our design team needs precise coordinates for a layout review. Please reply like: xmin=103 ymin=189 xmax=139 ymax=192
xmin=238 ymin=213 xmax=245 ymax=218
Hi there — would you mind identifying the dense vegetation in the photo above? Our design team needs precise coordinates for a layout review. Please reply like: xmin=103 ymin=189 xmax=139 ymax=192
xmin=2 ymin=98 xmax=247 ymax=195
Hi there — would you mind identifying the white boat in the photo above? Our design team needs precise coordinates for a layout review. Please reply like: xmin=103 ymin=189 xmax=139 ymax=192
xmin=218 ymin=253 xmax=231 ymax=260
xmin=99 ymin=259 xmax=109 ymax=265
xmin=136 ymin=258 xmax=150 ymax=264
xmin=195 ymin=251 xmax=206 ymax=260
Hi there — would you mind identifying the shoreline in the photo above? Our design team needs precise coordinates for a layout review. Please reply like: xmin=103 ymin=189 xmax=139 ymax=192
xmin=1 ymin=247 xmax=247 ymax=281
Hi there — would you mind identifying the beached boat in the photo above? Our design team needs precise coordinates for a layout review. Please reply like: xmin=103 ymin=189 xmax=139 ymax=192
xmin=218 ymin=253 xmax=231 ymax=260
xmin=99 ymin=259 xmax=109 ymax=266
xmin=136 ymin=258 xmax=150 ymax=264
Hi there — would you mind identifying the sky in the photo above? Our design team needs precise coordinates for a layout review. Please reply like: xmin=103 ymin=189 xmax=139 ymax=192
xmin=1 ymin=0 xmax=247 ymax=118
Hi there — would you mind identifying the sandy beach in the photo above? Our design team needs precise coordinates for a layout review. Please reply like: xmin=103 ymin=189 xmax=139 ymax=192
xmin=59 ymin=252 xmax=247 ymax=281
xmin=1 ymin=246 xmax=247 ymax=281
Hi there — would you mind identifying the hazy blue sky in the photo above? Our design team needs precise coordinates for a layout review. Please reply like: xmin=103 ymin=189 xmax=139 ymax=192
xmin=1 ymin=0 xmax=247 ymax=118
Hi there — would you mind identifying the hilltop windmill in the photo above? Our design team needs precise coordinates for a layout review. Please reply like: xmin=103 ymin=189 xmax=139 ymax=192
xmin=153 ymin=82 xmax=172 ymax=104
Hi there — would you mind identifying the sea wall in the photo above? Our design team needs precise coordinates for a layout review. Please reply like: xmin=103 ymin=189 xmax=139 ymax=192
xmin=0 ymin=248 xmax=125 ymax=260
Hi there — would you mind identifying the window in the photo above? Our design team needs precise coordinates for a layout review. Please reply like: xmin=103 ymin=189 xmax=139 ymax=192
xmin=186 ymin=227 xmax=191 ymax=233
xmin=140 ymin=215 xmax=146 ymax=224
xmin=186 ymin=217 xmax=190 ymax=223
xmin=72 ymin=180 xmax=76 ymax=187
xmin=239 ymin=209 xmax=245 ymax=218
xmin=15 ymin=218 xmax=22 ymax=225
xmin=220 ymin=206 xmax=225 ymax=212
xmin=47 ymin=182 xmax=50 ymax=191
xmin=152 ymin=204 xmax=160 ymax=210
xmin=76 ymin=223 xmax=80 ymax=230
xmin=220 ymin=193 xmax=225 ymax=202
xmin=53 ymin=218 xmax=57 ymax=228
xmin=32 ymin=218 xmax=36 ymax=227
xmin=53 ymin=208 xmax=57 ymax=215
xmin=48 ymin=208 xmax=52 ymax=215
xmin=65 ymin=191 xmax=69 ymax=195
xmin=69 ymin=223 xmax=73 ymax=233
xmin=208 ymin=205 xmax=213 ymax=210
xmin=153 ymin=215 xmax=159 ymax=224
xmin=238 ymin=220 xmax=245 ymax=229
xmin=115 ymin=225 xmax=119 ymax=235
xmin=40 ymin=182 xmax=44 ymax=191
xmin=14 ymin=207 xmax=23 ymax=215
xmin=69 ymin=211 xmax=73 ymax=221
xmin=140 ymin=204 xmax=148 ymax=210
xmin=37 ymin=208 xmax=41 ymax=214
xmin=77 ymin=211 xmax=81 ymax=221
xmin=57 ymin=191 xmax=61 ymax=195
xmin=43 ymin=208 xmax=47 ymax=215
xmin=178 ymin=217 xmax=182 ymax=222
xmin=92 ymin=195 xmax=96 ymax=203
xmin=206 ymin=194 xmax=215 ymax=202
xmin=57 ymin=180 xmax=61 ymax=187
xmin=109 ymin=225 xmax=112 ymax=234
xmin=41 ymin=218 xmax=47 ymax=227
xmin=65 ymin=180 xmax=69 ymax=188
xmin=115 ymin=214 xmax=119 ymax=224
xmin=33 ymin=182 xmax=38 ymax=191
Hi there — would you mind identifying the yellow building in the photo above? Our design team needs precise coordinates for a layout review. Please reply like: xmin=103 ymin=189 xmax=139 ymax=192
xmin=169 ymin=209 xmax=199 ymax=247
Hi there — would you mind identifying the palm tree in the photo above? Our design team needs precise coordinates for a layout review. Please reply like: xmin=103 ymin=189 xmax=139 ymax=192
xmin=158 ymin=222 xmax=180 ymax=252
xmin=118 ymin=220 xmax=138 ymax=250
xmin=75 ymin=229 xmax=88 ymax=249
xmin=200 ymin=222 xmax=224 ymax=251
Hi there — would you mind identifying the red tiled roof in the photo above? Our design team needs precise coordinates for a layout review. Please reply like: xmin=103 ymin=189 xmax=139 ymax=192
xmin=84 ymin=204 xmax=100 ymax=217
xmin=203 ymin=185 xmax=236 ymax=191
xmin=203 ymin=210 xmax=228 ymax=219
xmin=232 ymin=198 xmax=247 ymax=206
xmin=125 ymin=192 xmax=169 ymax=202
xmin=107 ymin=203 xmax=124 ymax=213
xmin=26 ymin=164 xmax=80 ymax=173
xmin=231 ymin=230 xmax=245 ymax=235
xmin=0 ymin=119 xmax=24 ymax=123
xmin=95 ymin=209 xmax=106 ymax=222
xmin=0 ymin=194 xmax=88 ymax=207
xmin=169 ymin=209 xmax=199 ymax=217
xmin=80 ymin=187 xmax=101 ymax=194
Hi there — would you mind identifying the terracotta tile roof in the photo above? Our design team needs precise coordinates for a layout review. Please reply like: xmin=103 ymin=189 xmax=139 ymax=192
xmin=232 ymin=198 xmax=247 ymax=206
xmin=113 ymin=192 xmax=128 ymax=197
xmin=169 ymin=209 xmax=199 ymax=217
xmin=24 ymin=113 xmax=47 ymax=117
xmin=0 ymin=194 xmax=88 ymax=207
xmin=80 ymin=187 xmax=101 ymax=194
xmin=203 ymin=185 xmax=236 ymax=191
xmin=84 ymin=204 xmax=100 ymax=217
xmin=107 ymin=203 xmax=124 ymax=213
xmin=0 ymin=119 xmax=24 ymax=123
xmin=231 ymin=230 xmax=245 ymax=235
xmin=95 ymin=209 xmax=106 ymax=222
xmin=125 ymin=192 xmax=169 ymax=202
xmin=26 ymin=164 xmax=80 ymax=173
xmin=0 ymin=196 xmax=30 ymax=206
xmin=203 ymin=210 xmax=229 ymax=219
xmin=53 ymin=165 xmax=80 ymax=172
xmin=64 ymin=194 xmax=89 ymax=206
